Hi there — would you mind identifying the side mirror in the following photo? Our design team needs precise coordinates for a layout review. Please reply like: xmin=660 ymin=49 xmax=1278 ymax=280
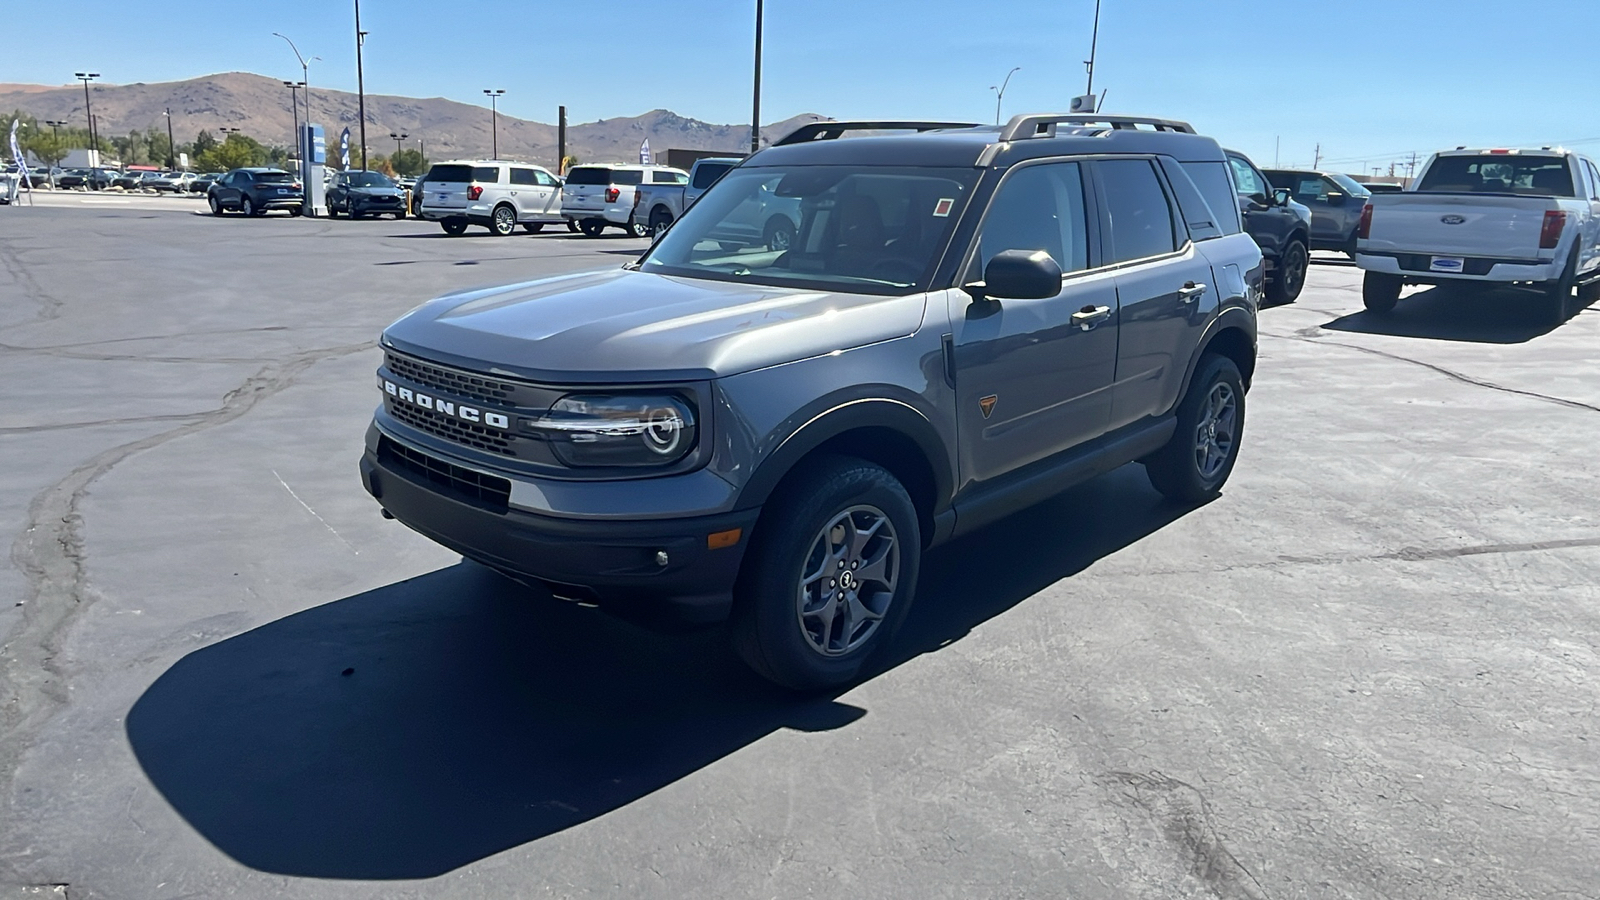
xmin=966 ymin=249 xmax=1063 ymax=301
xmin=1272 ymin=188 xmax=1293 ymax=207
xmin=1326 ymin=191 xmax=1346 ymax=206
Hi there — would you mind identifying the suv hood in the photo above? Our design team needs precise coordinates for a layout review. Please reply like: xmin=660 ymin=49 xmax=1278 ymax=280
xmin=382 ymin=268 xmax=927 ymax=384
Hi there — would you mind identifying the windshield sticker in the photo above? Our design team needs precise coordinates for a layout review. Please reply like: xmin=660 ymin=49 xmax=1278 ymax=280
xmin=933 ymin=198 xmax=954 ymax=217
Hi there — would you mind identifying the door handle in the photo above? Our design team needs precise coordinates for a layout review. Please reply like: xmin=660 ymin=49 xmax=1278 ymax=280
xmin=1178 ymin=281 xmax=1207 ymax=303
xmin=1071 ymin=305 xmax=1112 ymax=328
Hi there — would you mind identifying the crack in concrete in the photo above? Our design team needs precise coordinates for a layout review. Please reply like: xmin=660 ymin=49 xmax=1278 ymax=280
xmin=0 ymin=340 xmax=373 ymax=886
xmin=0 ymin=412 xmax=211 ymax=436
xmin=1127 ymin=535 xmax=1600 ymax=579
xmin=0 ymin=243 xmax=63 ymax=326
xmin=1105 ymin=771 xmax=1271 ymax=899
xmin=1266 ymin=327 xmax=1600 ymax=414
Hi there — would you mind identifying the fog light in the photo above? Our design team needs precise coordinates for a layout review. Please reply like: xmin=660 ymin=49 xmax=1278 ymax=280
xmin=655 ymin=550 xmax=670 ymax=567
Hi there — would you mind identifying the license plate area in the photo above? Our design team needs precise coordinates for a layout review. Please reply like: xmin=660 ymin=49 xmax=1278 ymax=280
xmin=1429 ymin=256 xmax=1465 ymax=273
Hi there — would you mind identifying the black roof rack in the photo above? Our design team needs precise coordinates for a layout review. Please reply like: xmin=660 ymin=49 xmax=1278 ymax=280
xmin=999 ymin=114 xmax=1196 ymax=142
xmin=774 ymin=120 xmax=983 ymax=146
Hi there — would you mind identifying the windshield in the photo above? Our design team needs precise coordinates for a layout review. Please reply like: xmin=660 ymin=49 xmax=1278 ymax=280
xmin=347 ymin=172 xmax=394 ymax=188
xmin=1417 ymin=155 xmax=1574 ymax=195
xmin=1327 ymin=173 xmax=1370 ymax=197
xmin=640 ymin=165 xmax=978 ymax=294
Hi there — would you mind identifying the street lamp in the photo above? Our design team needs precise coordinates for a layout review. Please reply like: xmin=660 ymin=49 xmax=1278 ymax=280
xmin=990 ymin=67 xmax=1021 ymax=125
xmin=751 ymin=0 xmax=763 ymax=154
xmin=271 ymin=34 xmax=316 ymax=142
xmin=162 ymin=108 xmax=176 ymax=169
xmin=74 ymin=72 xmax=100 ymax=154
xmin=283 ymin=81 xmax=304 ymax=156
xmin=389 ymin=131 xmax=409 ymax=161
xmin=483 ymin=90 xmax=505 ymax=158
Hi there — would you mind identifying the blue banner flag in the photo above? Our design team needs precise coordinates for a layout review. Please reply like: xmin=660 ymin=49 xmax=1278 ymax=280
xmin=340 ymin=128 xmax=351 ymax=169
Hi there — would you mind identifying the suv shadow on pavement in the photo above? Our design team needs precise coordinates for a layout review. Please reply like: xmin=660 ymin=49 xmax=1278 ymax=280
xmin=125 ymin=464 xmax=1195 ymax=880
xmin=1319 ymin=283 xmax=1597 ymax=344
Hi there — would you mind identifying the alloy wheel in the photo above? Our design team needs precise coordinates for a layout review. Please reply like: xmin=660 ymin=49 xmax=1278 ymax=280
xmin=795 ymin=505 xmax=900 ymax=657
xmin=1193 ymin=382 xmax=1239 ymax=480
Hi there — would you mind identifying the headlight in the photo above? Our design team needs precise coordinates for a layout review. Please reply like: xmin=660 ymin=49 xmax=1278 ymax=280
xmin=530 ymin=394 xmax=697 ymax=467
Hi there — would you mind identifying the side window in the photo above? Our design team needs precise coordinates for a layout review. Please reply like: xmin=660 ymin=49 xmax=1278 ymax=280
xmin=974 ymin=161 xmax=1089 ymax=276
xmin=534 ymin=170 xmax=560 ymax=187
xmin=509 ymin=168 xmax=538 ymax=186
xmin=1098 ymin=159 xmax=1179 ymax=263
xmin=1228 ymin=156 xmax=1264 ymax=196
xmin=1584 ymin=159 xmax=1600 ymax=199
xmin=472 ymin=165 xmax=500 ymax=183
xmin=1295 ymin=177 xmax=1327 ymax=201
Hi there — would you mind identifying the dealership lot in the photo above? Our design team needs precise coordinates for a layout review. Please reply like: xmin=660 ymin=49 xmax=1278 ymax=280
xmin=0 ymin=207 xmax=1597 ymax=898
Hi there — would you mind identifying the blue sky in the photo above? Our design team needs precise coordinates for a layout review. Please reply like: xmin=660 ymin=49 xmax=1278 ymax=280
xmin=5 ymin=0 xmax=1599 ymax=175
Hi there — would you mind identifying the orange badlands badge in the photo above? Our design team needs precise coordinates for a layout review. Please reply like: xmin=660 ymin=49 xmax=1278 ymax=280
xmin=979 ymin=395 xmax=997 ymax=419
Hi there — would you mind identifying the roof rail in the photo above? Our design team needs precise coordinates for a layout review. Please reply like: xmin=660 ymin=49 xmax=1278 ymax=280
xmin=999 ymin=113 xmax=1196 ymax=142
xmin=774 ymin=120 xmax=982 ymax=146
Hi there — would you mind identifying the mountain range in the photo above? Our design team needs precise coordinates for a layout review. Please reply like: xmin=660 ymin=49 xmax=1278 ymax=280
xmin=0 ymin=72 xmax=830 ymax=166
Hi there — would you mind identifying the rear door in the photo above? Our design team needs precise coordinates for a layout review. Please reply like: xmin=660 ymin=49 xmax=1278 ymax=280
xmin=562 ymin=166 xmax=611 ymax=214
xmin=508 ymin=166 xmax=554 ymax=220
xmin=949 ymin=159 xmax=1119 ymax=486
xmin=1092 ymin=157 xmax=1214 ymax=429
xmin=1578 ymin=158 xmax=1600 ymax=277
xmin=421 ymin=163 xmax=479 ymax=213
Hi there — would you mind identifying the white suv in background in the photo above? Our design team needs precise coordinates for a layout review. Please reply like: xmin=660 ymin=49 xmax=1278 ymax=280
xmin=418 ymin=160 xmax=568 ymax=236
xmin=561 ymin=164 xmax=688 ymax=237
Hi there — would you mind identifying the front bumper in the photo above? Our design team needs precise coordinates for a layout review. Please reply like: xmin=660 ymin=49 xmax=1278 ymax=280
xmin=1357 ymin=251 xmax=1558 ymax=283
xmin=360 ymin=432 xmax=757 ymax=623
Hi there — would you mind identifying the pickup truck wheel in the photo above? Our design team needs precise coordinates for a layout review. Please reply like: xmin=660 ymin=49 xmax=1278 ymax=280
xmin=579 ymin=220 xmax=606 ymax=237
xmin=763 ymin=217 xmax=795 ymax=252
xmin=566 ymin=219 xmax=581 ymax=233
xmin=1542 ymin=246 xmax=1578 ymax=325
xmin=1362 ymin=272 xmax=1402 ymax=314
xmin=1266 ymin=240 xmax=1307 ymax=305
xmin=441 ymin=218 xmax=469 ymax=236
xmin=731 ymin=456 xmax=921 ymax=691
xmin=490 ymin=204 xmax=517 ymax=236
xmin=628 ymin=219 xmax=650 ymax=238
xmin=522 ymin=223 xmax=544 ymax=234
xmin=649 ymin=209 xmax=673 ymax=237
xmin=1145 ymin=355 xmax=1245 ymax=504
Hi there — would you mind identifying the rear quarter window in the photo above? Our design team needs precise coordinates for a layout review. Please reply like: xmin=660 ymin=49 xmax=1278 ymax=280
xmin=1175 ymin=160 xmax=1241 ymax=236
xmin=473 ymin=166 xmax=500 ymax=183
xmin=612 ymin=170 xmax=645 ymax=186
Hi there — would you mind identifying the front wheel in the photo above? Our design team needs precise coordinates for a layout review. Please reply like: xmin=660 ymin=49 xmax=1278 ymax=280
xmin=566 ymin=219 xmax=581 ymax=233
xmin=441 ymin=218 xmax=469 ymax=236
xmin=522 ymin=222 xmax=543 ymax=234
xmin=628 ymin=218 xmax=650 ymax=238
xmin=731 ymin=457 xmax=921 ymax=691
xmin=763 ymin=216 xmax=796 ymax=252
xmin=1362 ymin=272 xmax=1402 ymax=314
xmin=208 ymin=194 xmax=223 ymax=216
xmin=1265 ymin=240 xmax=1307 ymax=305
xmin=1144 ymin=355 xmax=1245 ymax=504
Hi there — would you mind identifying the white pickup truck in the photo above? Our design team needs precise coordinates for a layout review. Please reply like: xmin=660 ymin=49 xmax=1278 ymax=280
xmin=1355 ymin=147 xmax=1600 ymax=323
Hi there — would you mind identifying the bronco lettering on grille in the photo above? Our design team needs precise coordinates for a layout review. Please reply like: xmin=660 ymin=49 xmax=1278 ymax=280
xmin=381 ymin=377 xmax=511 ymax=429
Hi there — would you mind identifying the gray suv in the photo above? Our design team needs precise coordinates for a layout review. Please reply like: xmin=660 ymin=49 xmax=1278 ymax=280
xmin=360 ymin=114 xmax=1263 ymax=689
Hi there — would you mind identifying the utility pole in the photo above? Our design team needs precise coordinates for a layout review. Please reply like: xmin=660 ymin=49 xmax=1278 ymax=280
xmin=483 ymin=90 xmax=505 ymax=158
xmin=163 ymin=108 xmax=176 ymax=169
xmin=1274 ymin=135 xmax=1280 ymax=167
xmin=355 ymin=0 xmax=369 ymax=170
xmin=283 ymin=81 xmax=302 ymax=154
xmin=1313 ymin=143 xmax=1321 ymax=168
xmin=558 ymin=105 xmax=567 ymax=173
xmin=1407 ymin=151 xmax=1418 ymax=178
xmin=1085 ymin=0 xmax=1102 ymax=96
xmin=751 ymin=0 xmax=764 ymax=155
xmin=75 ymin=73 xmax=100 ymax=155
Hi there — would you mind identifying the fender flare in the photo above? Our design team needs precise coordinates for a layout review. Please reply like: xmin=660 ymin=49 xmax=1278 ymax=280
xmin=735 ymin=393 xmax=954 ymax=517
xmin=1175 ymin=307 xmax=1258 ymax=402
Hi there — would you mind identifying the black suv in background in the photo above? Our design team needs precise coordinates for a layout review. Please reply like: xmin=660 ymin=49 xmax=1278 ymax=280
xmin=327 ymin=170 xmax=408 ymax=219
xmin=361 ymin=114 xmax=1263 ymax=689
xmin=1264 ymin=167 xmax=1371 ymax=254
xmin=1227 ymin=151 xmax=1312 ymax=304
xmin=206 ymin=168 xmax=304 ymax=217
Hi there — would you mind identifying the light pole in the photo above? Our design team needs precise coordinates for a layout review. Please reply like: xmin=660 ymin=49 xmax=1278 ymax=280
xmin=751 ymin=0 xmax=763 ymax=154
xmin=283 ymin=81 xmax=303 ymax=156
xmin=75 ymin=72 xmax=99 ymax=155
xmin=355 ymin=0 xmax=369 ymax=171
xmin=163 ymin=108 xmax=176 ymax=169
xmin=990 ymin=67 xmax=1020 ymax=125
xmin=389 ymin=132 xmax=409 ymax=159
xmin=271 ymin=33 xmax=316 ymax=154
xmin=483 ymin=90 xmax=505 ymax=158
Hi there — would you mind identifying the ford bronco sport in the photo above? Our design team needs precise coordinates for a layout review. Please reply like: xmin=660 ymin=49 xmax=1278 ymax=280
xmin=360 ymin=114 xmax=1263 ymax=689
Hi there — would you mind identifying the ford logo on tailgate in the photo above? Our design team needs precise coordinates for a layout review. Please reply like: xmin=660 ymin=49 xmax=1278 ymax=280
xmin=1440 ymin=214 xmax=1467 ymax=225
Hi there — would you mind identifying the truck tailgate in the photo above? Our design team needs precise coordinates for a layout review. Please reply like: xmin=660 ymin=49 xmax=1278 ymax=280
xmin=1364 ymin=194 xmax=1555 ymax=259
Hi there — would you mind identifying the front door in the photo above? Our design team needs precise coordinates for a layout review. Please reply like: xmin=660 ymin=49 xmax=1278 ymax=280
xmin=1092 ymin=157 xmax=1214 ymax=428
xmin=948 ymin=160 xmax=1119 ymax=489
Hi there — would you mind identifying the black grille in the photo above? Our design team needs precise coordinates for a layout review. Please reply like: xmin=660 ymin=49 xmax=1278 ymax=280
xmin=386 ymin=399 xmax=517 ymax=457
xmin=378 ymin=436 xmax=510 ymax=512
xmin=385 ymin=351 xmax=517 ymax=406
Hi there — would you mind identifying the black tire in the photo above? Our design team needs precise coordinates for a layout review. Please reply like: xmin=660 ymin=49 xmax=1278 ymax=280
xmin=1265 ymin=240 xmax=1308 ymax=305
xmin=1362 ymin=272 xmax=1402 ymax=314
xmin=628 ymin=218 xmax=650 ymax=238
xmin=579 ymin=220 xmax=606 ymax=237
xmin=566 ymin=219 xmax=581 ymax=233
xmin=394 ymin=210 xmax=406 ymax=220
xmin=1542 ymin=245 xmax=1578 ymax=326
xmin=441 ymin=218 xmax=469 ymax=236
xmin=649 ymin=209 xmax=673 ymax=238
xmin=490 ymin=204 xmax=517 ymax=236
xmin=290 ymin=204 xmax=304 ymax=217
xmin=1144 ymin=355 xmax=1246 ymax=504
xmin=522 ymin=222 xmax=544 ymax=234
xmin=207 ymin=194 xmax=223 ymax=216
xmin=730 ymin=457 xmax=921 ymax=691
xmin=241 ymin=195 xmax=259 ymax=217
xmin=763 ymin=216 xmax=796 ymax=252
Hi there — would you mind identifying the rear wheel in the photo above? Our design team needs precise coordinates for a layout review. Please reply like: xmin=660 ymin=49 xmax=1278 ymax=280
xmin=566 ymin=219 xmax=581 ymax=233
xmin=649 ymin=209 xmax=673 ymax=238
xmin=1542 ymin=246 xmax=1578 ymax=326
xmin=1362 ymin=272 xmax=1402 ymax=314
xmin=1144 ymin=355 xmax=1245 ymax=504
xmin=628 ymin=218 xmax=650 ymax=238
xmin=730 ymin=457 xmax=921 ymax=691
xmin=241 ymin=196 xmax=259 ymax=217
xmin=1266 ymin=240 xmax=1308 ymax=305
xmin=441 ymin=218 xmax=469 ymax=236
xmin=763 ymin=216 xmax=795 ymax=252
xmin=579 ymin=220 xmax=606 ymax=237
xmin=490 ymin=204 xmax=517 ymax=236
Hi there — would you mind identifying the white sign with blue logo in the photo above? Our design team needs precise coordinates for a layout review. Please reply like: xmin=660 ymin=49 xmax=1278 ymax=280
xmin=640 ymin=139 xmax=650 ymax=165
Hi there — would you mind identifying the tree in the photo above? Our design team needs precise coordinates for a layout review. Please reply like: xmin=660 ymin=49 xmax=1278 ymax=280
xmin=197 ymin=134 xmax=262 ymax=171
xmin=193 ymin=130 xmax=217 ymax=156
xmin=389 ymin=148 xmax=428 ymax=177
